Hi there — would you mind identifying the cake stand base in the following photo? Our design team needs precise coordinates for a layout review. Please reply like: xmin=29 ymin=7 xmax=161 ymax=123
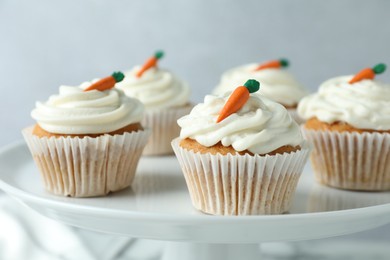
xmin=162 ymin=242 xmax=261 ymax=260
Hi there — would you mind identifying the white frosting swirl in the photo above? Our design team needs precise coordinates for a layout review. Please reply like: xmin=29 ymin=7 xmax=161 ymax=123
xmin=116 ymin=67 xmax=190 ymax=110
xmin=32 ymin=81 xmax=144 ymax=134
xmin=213 ymin=63 xmax=307 ymax=106
xmin=178 ymin=93 xmax=303 ymax=154
xmin=298 ymin=76 xmax=390 ymax=130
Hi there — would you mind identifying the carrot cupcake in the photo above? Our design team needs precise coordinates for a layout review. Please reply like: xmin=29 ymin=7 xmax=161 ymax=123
xmin=23 ymin=72 xmax=150 ymax=197
xmin=298 ymin=63 xmax=390 ymax=191
xmin=116 ymin=51 xmax=191 ymax=155
xmin=213 ymin=59 xmax=307 ymax=123
xmin=172 ymin=79 xmax=310 ymax=215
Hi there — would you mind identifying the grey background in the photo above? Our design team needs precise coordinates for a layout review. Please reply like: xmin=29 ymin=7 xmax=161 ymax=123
xmin=1 ymin=0 xmax=390 ymax=146
xmin=0 ymin=0 xmax=389 ymax=248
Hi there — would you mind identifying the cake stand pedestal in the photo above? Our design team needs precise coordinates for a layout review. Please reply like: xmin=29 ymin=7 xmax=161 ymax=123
xmin=162 ymin=243 xmax=261 ymax=260
xmin=1 ymin=141 xmax=390 ymax=259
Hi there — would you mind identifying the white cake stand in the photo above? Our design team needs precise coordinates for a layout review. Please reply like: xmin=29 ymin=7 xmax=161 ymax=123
xmin=1 ymin=141 xmax=390 ymax=260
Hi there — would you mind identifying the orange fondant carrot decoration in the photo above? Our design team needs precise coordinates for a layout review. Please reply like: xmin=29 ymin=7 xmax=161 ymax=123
xmin=136 ymin=50 xmax=164 ymax=78
xmin=84 ymin=72 xmax=125 ymax=92
xmin=254 ymin=58 xmax=289 ymax=71
xmin=349 ymin=63 xmax=386 ymax=84
xmin=216 ymin=79 xmax=260 ymax=123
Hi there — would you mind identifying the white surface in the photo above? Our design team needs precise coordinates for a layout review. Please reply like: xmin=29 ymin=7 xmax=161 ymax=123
xmin=0 ymin=141 xmax=389 ymax=245
xmin=0 ymin=195 xmax=157 ymax=260
xmin=0 ymin=195 xmax=95 ymax=260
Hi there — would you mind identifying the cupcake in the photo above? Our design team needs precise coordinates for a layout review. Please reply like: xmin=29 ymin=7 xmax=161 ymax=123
xmin=213 ymin=59 xmax=307 ymax=123
xmin=298 ymin=63 xmax=390 ymax=191
xmin=23 ymin=72 xmax=150 ymax=197
xmin=172 ymin=79 xmax=310 ymax=215
xmin=116 ymin=51 xmax=191 ymax=155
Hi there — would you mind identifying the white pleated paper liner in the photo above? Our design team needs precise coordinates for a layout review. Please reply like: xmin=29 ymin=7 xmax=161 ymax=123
xmin=302 ymin=128 xmax=390 ymax=191
xmin=171 ymin=138 xmax=310 ymax=215
xmin=142 ymin=105 xmax=193 ymax=156
xmin=22 ymin=126 xmax=151 ymax=197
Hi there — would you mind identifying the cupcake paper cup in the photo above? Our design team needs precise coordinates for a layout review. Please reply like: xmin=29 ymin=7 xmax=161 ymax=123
xmin=302 ymin=128 xmax=390 ymax=191
xmin=171 ymin=138 xmax=310 ymax=215
xmin=22 ymin=126 xmax=151 ymax=197
xmin=142 ymin=105 xmax=192 ymax=156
